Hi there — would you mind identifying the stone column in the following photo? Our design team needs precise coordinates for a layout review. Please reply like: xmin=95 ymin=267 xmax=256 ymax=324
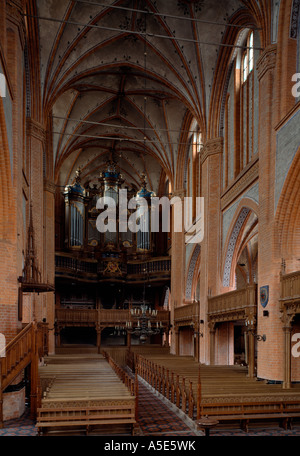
xmin=26 ymin=118 xmax=46 ymax=324
xmin=194 ymin=332 xmax=199 ymax=362
xmin=44 ymin=178 xmax=56 ymax=354
xmin=245 ymin=312 xmax=256 ymax=378
xmin=175 ymin=327 xmax=180 ymax=355
xmin=127 ymin=331 xmax=131 ymax=348
xmin=209 ymin=322 xmax=216 ymax=365
xmin=96 ymin=326 xmax=102 ymax=354
xmin=283 ymin=324 xmax=292 ymax=389
xmin=56 ymin=326 xmax=61 ymax=348
xmin=281 ymin=307 xmax=296 ymax=389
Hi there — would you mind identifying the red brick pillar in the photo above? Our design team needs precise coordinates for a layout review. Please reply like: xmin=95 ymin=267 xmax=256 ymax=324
xmin=170 ymin=188 xmax=186 ymax=355
xmin=256 ymin=45 xmax=283 ymax=381
xmin=0 ymin=0 xmax=25 ymax=341
xmin=26 ymin=118 xmax=46 ymax=323
xmin=199 ymin=138 xmax=223 ymax=364
xmin=44 ymin=178 xmax=56 ymax=354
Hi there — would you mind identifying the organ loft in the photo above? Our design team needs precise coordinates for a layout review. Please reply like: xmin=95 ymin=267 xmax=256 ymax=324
xmin=0 ymin=0 xmax=300 ymax=438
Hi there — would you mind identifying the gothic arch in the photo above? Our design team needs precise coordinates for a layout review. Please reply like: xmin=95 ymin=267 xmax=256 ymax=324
xmin=222 ymin=198 xmax=259 ymax=289
xmin=208 ymin=9 xmax=262 ymax=140
xmin=0 ymin=96 xmax=13 ymax=241
xmin=274 ymin=146 xmax=300 ymax=264
xmin=185 ymin=244 xmax=201 ymax=301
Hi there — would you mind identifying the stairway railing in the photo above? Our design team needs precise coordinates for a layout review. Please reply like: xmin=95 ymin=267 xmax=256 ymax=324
xmin=0 ymin=321 xmax=48 ymax=427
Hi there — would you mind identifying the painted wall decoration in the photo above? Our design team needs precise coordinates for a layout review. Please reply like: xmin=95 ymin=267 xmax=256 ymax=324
xmin=223 ymin=207 xmax=250 ymax=287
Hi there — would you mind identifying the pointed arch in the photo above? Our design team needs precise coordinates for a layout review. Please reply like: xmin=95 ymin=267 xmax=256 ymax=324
xmin=274 ymin=146 xmax=300 ymax=267
xmin=222 ymin=198 xmax=259 ymax=289
xmin=185 ymin=244 xmax=201 ymax=301
xmin=0 ymin=95 xmax=13 ymax=241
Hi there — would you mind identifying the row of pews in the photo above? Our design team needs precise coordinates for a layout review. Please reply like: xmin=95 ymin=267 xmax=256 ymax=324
xmin=36 ymin=353 xmax=137 ymax=435
xmin=136 ymin=353 xmax=300 ymax=432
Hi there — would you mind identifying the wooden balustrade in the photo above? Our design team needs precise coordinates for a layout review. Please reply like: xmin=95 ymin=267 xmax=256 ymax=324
xmin=208 ymin=284 xmax=257 ymax=321
xmin=127 ymin=257 xmax=171 ymax=275
xmin=102 ymin=351 xmax=139 ymax=423
xmin=1 ymin=323 xmax=34 ymax=388
xmin=281 ymin=270 xmax=300 ymax=301
xmin=55 ymin=307 xmax=170 ymax=327
xmin=100 ymin=309 xmax=130 ymax=323
xmin=0 ymin=321 xmax=48 ymax=427
xmin=55 ymin=308 xmax=98 ymax=324
xmin=56 ymin=253 xmax=171 ymax=278
xmin=174 ymin=302 xmax=199 ymax=324
xmin=136 ymin=354 xmax=199 ymax=420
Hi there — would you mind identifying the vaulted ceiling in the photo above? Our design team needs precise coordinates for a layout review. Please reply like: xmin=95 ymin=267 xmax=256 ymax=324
xmin=34 ymin=0 xmax=248 ymax=193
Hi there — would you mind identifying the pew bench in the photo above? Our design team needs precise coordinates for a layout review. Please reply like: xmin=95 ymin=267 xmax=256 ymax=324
xmin=199 ymin=400 xmax=300 ymax=433
xmin=36 ymin=403 xmax=136 ymax=436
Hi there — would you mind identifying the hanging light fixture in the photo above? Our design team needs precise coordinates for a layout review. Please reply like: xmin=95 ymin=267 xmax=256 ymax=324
xmin=126 ymin=265 xmax=163 ymax=342
xmin=126 ymin=304 xmax=163 ymax=343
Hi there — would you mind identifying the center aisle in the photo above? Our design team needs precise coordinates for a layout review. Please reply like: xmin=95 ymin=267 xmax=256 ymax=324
xmin=135 ymin=375 xmax=199 ymax=436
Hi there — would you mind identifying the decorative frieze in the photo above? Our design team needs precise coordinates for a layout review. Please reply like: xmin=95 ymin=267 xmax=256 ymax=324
xmin=222 ymin=207 xmax=250 ymax=287
xmin=185 ymin=244 xmax=200 ymax=299
xmin=290 ymin=0 xmax=300 ymax=39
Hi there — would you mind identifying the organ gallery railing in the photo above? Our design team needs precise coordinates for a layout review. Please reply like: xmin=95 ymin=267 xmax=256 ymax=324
xmin=55 ymin=253 xmax=171 ymax=281
xmin=55 ymin=307 xmax=170 ymax=327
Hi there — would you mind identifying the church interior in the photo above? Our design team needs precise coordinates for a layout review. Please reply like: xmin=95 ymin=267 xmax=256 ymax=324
xmin=0 ymin=0 xmax=300 ymax=438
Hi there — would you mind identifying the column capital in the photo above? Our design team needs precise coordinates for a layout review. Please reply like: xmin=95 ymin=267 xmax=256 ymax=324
xmin=256 ymin=44 xmax=277 ymax=81
xmin=280 ymin=304 xmax=297 ymax=329
xmin=6 ymin=0 xmax=26 ymax=48
xmin=201 ymin=137 xmax=223 ymax=165
xmin=43 ymin=178 xmax=56 ymax=195
xmin=26 ymin=118 xmax=46 ymax=143
xmin=171 ymin=188 xmax=186 ymax=198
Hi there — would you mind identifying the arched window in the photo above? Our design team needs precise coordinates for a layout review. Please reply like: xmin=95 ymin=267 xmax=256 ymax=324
xmin=242 ymin=31 xmax=254 ymax=83
xmin=240 ymin=30 xmax=257 ymax=169
xmin=222 ymin=30 xmax=259 ymax=191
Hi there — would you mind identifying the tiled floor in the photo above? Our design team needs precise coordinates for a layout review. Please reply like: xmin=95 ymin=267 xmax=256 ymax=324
xmin=1 ymin=377 xmax=300 ymax=437
xmin=137 ymin=378 xmax=197 ymax=436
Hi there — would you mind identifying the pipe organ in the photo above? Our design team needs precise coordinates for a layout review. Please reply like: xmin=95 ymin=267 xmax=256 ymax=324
xmin=63 ymin=162 xmax=157 ymax=256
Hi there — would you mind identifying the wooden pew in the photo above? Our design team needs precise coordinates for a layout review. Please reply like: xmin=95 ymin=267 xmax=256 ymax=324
xmin=36 ymin=403 xmax=136 ymax=435
xmin=36 ymin=354 xmax=138 ymax=435
xmin=137 ymin=353 xmax=300 ymax=431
